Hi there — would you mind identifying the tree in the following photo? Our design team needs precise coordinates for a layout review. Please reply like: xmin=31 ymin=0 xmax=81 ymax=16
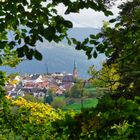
xmin=44 ymin=94 xmax=53 ymax=104
xmin=88 ymin=65 xmax=105 ymax=88
xmin=0 ymin=0 xmax=113 ymax=64
xmin=23 ymin=93 xmax=38 ymax=102
xmin=99 ymin=63 xmax=120 ymax=91
xmin=93 ymin=0 xmax=140 ymax=99
xmin=51 ymin=98 xmax=66 ymax=109
xmin=44 ymin=89 xmax=54 ymax=104
xmin=70 ymin=79 xmax=84 ymax=98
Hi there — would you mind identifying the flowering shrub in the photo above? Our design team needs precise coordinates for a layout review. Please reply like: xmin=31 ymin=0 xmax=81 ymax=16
xmin=1 ymin=97 xmax=75 ymax=139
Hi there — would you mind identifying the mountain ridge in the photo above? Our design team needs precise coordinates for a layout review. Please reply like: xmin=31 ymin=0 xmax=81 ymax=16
xmin=1 ymin=28 xmax=105 ymax=79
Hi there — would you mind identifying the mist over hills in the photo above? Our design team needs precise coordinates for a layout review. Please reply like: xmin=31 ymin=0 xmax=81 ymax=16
xmin=1 ymin=28 xmax=105 ymax=79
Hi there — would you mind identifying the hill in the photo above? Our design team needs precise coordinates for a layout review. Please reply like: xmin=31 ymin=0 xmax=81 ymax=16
xmin=1 ymin=28 xmax=105 ymax=79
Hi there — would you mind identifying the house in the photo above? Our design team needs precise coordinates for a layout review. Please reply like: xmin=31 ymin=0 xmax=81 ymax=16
xmin=31 ymin=74 xmax=43 ymax=83
xmin=56 ymin=86 xmax=66 ymax=96
xmin=56 ymin=89 xmax=63 ymax=96
xmin=62 ymin=74 xmax=74 ymax=84
xmin=47 ymin=82 xmax=59 ymax=92
xmin=22 ymin=74 xmax=43 ymax=84
xmin=62 ymin=83 xmax=74 ymax=91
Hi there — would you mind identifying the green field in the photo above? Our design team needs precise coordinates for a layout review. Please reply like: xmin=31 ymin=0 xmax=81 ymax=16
xmin=53 ymin=87 xmax=100 ymax=113
xmin=84 ymin=87 xmax=97 ymax=92
xmin=63 ymin=98 xmax=98 ymax=113
xmin=54 ymin=96 xmax=65 ymax=100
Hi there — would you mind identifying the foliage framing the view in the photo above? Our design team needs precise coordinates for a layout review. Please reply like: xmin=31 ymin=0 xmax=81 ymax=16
xmin=1 ymin=0 xmax=140 ymax=139
xmin=0 ymin=0 xmax=113 ymax=62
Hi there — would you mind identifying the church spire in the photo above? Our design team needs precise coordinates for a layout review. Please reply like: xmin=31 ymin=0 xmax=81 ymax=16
xmin=74 ymin=60 xmax=76 ymax=70
xmin=73 ymin=61 xmax=78 ymax=78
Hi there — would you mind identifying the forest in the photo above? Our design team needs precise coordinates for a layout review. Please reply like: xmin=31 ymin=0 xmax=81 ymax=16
xmin=1 ymin=0 xmax=140 ymax=139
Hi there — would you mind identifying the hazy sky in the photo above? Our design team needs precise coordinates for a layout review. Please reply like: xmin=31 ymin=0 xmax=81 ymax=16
xmin=56 ymin=0 xmax=126 ymax=28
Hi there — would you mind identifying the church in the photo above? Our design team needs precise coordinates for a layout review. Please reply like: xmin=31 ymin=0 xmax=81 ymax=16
xmin=73 ymin=61 xmax=78 ymax=79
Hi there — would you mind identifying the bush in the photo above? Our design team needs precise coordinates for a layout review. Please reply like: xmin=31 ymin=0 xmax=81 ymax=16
xmin=23 ymin=93 xmax=38 ymax=102
xmin=52 ymin=95 xmax=140 ymax=139
xmin=51 ymin=98 xmax=66 ymax=109
xmin=1 ymin=97 xmax=75 ymax=139
xmin=66 ymin=98 xmax=75 ymax=105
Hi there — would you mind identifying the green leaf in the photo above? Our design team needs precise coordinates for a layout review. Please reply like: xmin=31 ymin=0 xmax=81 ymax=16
xmin=18 ymin=4 xmax=25 ymax=12
xmin=93 ymin=51 xmax=97 ymax=58
xmin=26 ymin=49 xmax=34 ymax=60
xmin=63 ymin=20 xmax=73 ymax=28
xmin=17 ymin=47 xmax=24 ymax=58
xmin=104 ymin=10 xmax=113 ymax=16
xmin=75 ymin=42 xmax=81 ymax=50
xmin=0 ymin=58 xmax=2 ymax=65
xmin=15 ymin=34 xmax=19 ymax=40
xmin=109 ymin=19 xmax=116 ymax=23
xmin=9 ymin=41 xmax=16 ymax=49
xmin=21 ymin=29 xmax=27 ymax=33
xmin=67 ymin=37 xmax=71 ymax=45
xmin=34 ymin=50 xmax=42 ymax=60
xmin=83 ymin=38 xmax=89 ymax=45
xmin=90 ymin=40 xmax=96 ymax=44
xmin=71 ymin=38 xmax=77 ymax=44
xmin=38 ymin=36 xmax=43 ymax=42
xmin=90 ymin=34 xmax=96 ymax=39
xmin=96 ymin=33 xmax=103 ymax=39
xmin=24 ymin=36 xmax=30 ymax=44
xmin=18 ymin=39 xmax=21 ymax=45
xmin=115 ymin=23 xmax=121 ymax=28
xmin=90 ymin=40 xmax=99 ymax=45
xmin=96 ymin=44 xmax=105 ymax=53
xmin=87 ymin=54 xmax=92 ymax=59
xmin=87 ymin=47 xmax=93 ymax=53
xmin=94 ymin=41 xmax=99 ymax=45
xmin=0 ymin=41 xmax=7 ymax=49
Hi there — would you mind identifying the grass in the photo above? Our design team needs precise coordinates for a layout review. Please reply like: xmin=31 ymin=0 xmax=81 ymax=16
xmin=55 ymin=87 xmax=107 ymax=113
xmin=83 ymin=98 xmax=98 ymax=108
xmin=85 ymin=87 xmax=97 ymax=92
xmin=63 ymin=98 xmax=98 ymax=114
xmin=84 ymin=87 xmax=97 ymax=95
xmin=63 ymin=102 xmax=81 ymax=113
xmin=54 ymin=89 xmax=99 ymax=113
xmin=54 ymin=96 xmax=65 ymax=100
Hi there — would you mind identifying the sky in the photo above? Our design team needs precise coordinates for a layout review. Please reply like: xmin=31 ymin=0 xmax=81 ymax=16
xmin=56 ymin=0 xmax=126 ymax=28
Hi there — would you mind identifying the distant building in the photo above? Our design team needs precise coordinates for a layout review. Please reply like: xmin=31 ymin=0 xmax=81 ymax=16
xmin=73 ymin=61 xmax=78 ymax=78
xmin=63 ymin=73 xmax=73 ymax=83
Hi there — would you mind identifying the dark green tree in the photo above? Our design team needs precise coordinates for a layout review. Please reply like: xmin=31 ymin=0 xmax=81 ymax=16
xmin=44 ymin=89 xmax=54 ymax=104
xmin=44 ymin=94 xmax=53 ymax=104
xmin=70 ymin=79 xmax=85 ymax=98
xmin=93 ymin=0 xmax=140 ymax=99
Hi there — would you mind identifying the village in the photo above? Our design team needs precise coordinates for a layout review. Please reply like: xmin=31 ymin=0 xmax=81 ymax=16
xmin=6 ymin=62 xmax=79 ymax=99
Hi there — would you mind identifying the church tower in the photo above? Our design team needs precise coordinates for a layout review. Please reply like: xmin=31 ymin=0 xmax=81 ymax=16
xmin=73 ymin=61 xmax=78 ymax=78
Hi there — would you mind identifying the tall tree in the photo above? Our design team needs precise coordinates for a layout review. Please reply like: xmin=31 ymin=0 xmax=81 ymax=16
xmin=86 ymin=0 xmax=140 ymax=99
xmin=108 ymin=0 xmax=140 ymax=99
